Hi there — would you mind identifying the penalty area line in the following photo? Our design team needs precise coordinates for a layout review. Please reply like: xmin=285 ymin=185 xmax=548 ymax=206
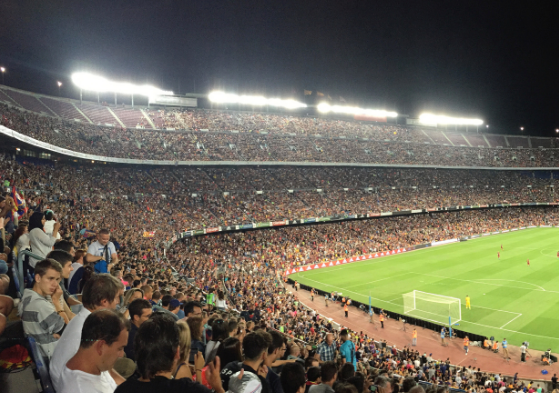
xmin=500 ymin=313 xmax=522 ymax=329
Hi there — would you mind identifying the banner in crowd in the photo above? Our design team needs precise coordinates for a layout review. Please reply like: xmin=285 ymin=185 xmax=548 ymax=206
xmin=142 ymin=231 xmax=156 ymax=238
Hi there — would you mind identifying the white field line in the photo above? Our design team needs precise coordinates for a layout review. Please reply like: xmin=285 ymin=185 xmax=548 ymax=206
xmin=411 ymin=272 xmax=557 ymax=294
xmin=301 ymin=275 xmax=559 ymax=342
xmin=475 ymin=278 xmax=545 ymax=291
xmin=500 ymin=313 xmax=523 ymax=329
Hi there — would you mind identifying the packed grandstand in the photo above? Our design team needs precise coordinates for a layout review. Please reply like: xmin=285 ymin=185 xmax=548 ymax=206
xmin=0 ymin=85 xmax=558 ymax=393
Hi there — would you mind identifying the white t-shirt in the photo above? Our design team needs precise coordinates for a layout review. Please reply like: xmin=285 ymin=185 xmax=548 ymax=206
xmin=58 ymin=367 xmax=116 ymax=393
xmin=50 ymin=307 xmax=92 ymax=390
xmin=87 ymin=241 xmax=117 ymax=262
xmin=44 ymin=220 xmax=61 ymax=240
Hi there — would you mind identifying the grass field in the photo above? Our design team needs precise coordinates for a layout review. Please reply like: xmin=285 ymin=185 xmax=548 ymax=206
xmin=289 ymin=228 xmax=559 ymax=351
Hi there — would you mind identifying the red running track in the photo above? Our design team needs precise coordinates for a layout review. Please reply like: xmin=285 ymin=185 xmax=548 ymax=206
xmin=288 ymin=285 xmax=558 ymax=381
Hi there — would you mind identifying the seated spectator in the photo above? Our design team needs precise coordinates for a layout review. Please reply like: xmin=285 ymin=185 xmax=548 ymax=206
xmin=114 ymin=313 xmax=224 ymax=393
xmin=57 ymin=310 xmax=130 ymax=393
xmin=47 ymin=249 xmax=82 ymax=316
xmin=18 ymin=258 xmax=66 ymax=358
xmin=309 ymin=361 xmax=338 ymax=393
xmin=68 ymin=249 xmax=86 ymax=294
xmin=51 ymin=274 xmax=123 ymax=390
xmin=280 ymin=362 xmax=306 ymax=393
xmin=121 ymin=288 xmax=144 ymax=319
xmin=124 ymin=298 xmax=152 ymax=360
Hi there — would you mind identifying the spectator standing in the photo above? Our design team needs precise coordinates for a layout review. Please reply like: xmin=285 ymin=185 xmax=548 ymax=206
xmin=339 ymin=329 xmax=356 ymax=370
xmin=57 ymin=310 xmax=130 ymax=393
xmin=520 ymin=343 xmax=527 ymax=362
xmin=317 ymin=333 xmax=336 ymax=362
xmin=28 ymin=212 xmax=60 ymax=268
xmin=86 ymin=229 xmax=118 ymax=273
xmin=18 ymin=258 xmax=67 ymax=358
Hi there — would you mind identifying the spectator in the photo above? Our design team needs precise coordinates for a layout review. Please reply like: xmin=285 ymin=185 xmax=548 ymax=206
xmin=309 ymin=361 xmax=338 ymax=393
xmin=340 ymin=329 xmax=357 ymax=370
xmin=266 ymin=330 xmax=288 ymax=393
xmin=205 ymin=318 xmax=229 ymax=362
xmin=174 ymin=320 xmax=198 ymax=380
xmin=220 ymin=330 xmax=273 ymax=392
xmin=28 ymin=211 xmax=60 ymax=268
xmin=184 ymin=300 xmax=203 ymax=319
xmin=86 ymin=229 xmax=118 ymax=273
xmin=114 ymin=313 xmax=224 ymax=393
xmin=187 ymin=315 xmax=206 ymax=363
xmin=44 ymin=210 xmax=61 ymax=241
xmin=124 ymin=298 xmax=152 ymax=360
xmin=280 ymin=362 xmax=306 ymax=393
xmin=18 ymin=258 xmax=66 ymax=358
xmin=216 ymin=290 xmax=227 ymax=311
xmin=50 ymin=274 xmax=123 ymax=390
xmin=47 ymin=249 xmax=82 ymax=316
xmin=318 ymin=333 xmax=337 ymax=362
xmin=68 ymin=249 xmax=86 ymax=294
xmin=57 ymin=310 xmax=130 ymax=393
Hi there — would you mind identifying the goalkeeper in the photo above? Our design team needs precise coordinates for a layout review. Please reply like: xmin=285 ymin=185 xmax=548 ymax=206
xmin=465 ymin=295 xmax=471 ymax=309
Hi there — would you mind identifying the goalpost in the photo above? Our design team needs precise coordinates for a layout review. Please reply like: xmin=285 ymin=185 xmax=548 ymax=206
xmin=403 ymin=290 xmax=461 ymax=326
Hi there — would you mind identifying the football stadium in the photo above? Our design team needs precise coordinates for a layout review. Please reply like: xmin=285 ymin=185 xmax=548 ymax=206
xmin=2 ymin=2 xmax=559 ymax=393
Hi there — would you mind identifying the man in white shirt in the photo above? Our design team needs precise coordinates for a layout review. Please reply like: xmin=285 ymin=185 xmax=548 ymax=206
xmin=50 ymin=274 xmax=123 ymax=391
xmin=58 ymin=309 xmax=130 ymax=393
xmin=86 ymin=229 xmax=118 ymax=273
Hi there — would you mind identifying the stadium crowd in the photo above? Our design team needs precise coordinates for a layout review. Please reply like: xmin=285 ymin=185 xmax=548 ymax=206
xmin=2 ymin=102 xmax=559 ymax=167
xmin=0 ymin=153 xmax=557 ymax=393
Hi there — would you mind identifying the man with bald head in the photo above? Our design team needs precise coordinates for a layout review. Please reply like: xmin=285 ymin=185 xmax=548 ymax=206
xmin=317 ymin=333 xmax=337 ymax=362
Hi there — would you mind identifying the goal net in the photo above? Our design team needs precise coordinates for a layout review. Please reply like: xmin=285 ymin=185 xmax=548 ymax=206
xmin=403 ymin=290 xmax=461 ymax=325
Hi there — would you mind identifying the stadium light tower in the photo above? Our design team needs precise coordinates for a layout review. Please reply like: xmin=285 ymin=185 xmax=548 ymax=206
xmin=317 ymin=103 xmax=398 ymax=118
xmin=71 ymin=72 xmax=173 ymax=108
xmin=520 ymin=126 xmax=524 ymax=131
xmin=419 ymin=113 xmax=484 ymax=127
xmin=57 ymin=81 xmax=62 ymax=96
xmin=0 ymin=67 xmax=5 ymax=85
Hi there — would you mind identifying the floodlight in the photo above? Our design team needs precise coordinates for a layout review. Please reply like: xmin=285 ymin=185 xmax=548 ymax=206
xmin=71 ymin=72 xmax=173 ymax=97
xmin=317 ymin=102 xmax=397 ymax=118
xmin=419 ymin=113 xmax=483 ymax=126
xmin=57 ymin=81 xmax=62 ymax=87
xmin=0 ymin=67 xmax=4 ymax=72
xmin=208 ymin=91 xmax=306 ymax=109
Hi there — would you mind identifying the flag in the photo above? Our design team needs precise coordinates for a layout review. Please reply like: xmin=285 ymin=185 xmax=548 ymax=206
xmin=304 ymin=90 xmax=312 ymax=96
xmin=339 ymin=96 xmax=346 ymax=103
xmin=11 ymin=186 xmax=27 ymax=219
xmin=317 ymin=92 xmax=324 ymax=97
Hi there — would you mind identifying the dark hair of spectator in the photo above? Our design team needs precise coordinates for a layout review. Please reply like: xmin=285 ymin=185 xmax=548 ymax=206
xmin=128 ymin=299 xmax=152 ymax=321
xmin=183 ymin=300 xmax=202 ymax=316
xmin=321 ymin=361 xmax=338 ymax=383
xmin=54 ymin=239 xmax=74 ymax=253
xmin=211 ymin=319 xmax=230 ymax=342
xmin=73 ymin=249 xmax=86 ymax=263
xmin=28 ymin=212 xmax=45 ymax=231
xmin=34 ymin=258 xmax=62 ymax=278
xmin=80 ymin=309 xmax=130 ymax=349
xmin=281 ymin=362 xmax=306 ymax=393
xmin=215 ymin=337 xmax=242 ymax=366
xmin=242 ymin=331 xmax=272 ymax=361
xmin=268 ymin=330 xmax=286 ymax=355
xmin=339 ymin=363 xmax=355 ymax=382
xmin=46 ymin=250 xmax=73 ymax=266
xmin=347 ymin=375 xmax=365 ymax=393
xmin=402 ymin=377 xmax=418 ymax=393
xmin=186 ymin=316 xmax=203 ymax=341
xmin=135 ymin=313 xmax=179 ymax=379
xmin=307 ymin=366 xmax=321 ymax=383
xmin=98 ymin=228 xmax=110 ymax=235
xmin=81 ymin=274 xmax=121 ymax=309
xmin=334 ymin=383 xmax=359 ymax=393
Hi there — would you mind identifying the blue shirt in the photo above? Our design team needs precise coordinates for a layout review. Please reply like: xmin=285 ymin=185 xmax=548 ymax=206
xmin=502 ymin=340 xmax=507 ymax=348
xmin=340 ymin=340 xmax=356 ymax=370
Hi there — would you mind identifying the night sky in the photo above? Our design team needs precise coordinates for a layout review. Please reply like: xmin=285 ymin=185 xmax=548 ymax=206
xmin=1 ymin=1 xmax=559 ymax=136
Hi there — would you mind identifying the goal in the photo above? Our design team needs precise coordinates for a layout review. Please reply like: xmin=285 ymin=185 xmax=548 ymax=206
xmin=403 ymin=290 xmax=461 ymax=325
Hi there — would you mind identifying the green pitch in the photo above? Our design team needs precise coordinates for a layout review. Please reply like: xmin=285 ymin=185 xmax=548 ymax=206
xmin=289 ymin=228 xmax=559 ymax=351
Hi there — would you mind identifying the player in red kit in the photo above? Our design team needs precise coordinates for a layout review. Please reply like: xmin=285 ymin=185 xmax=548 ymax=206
xmin=527 ymin=259 xmax=530 ymax=266
xmin=498 ymin=252 xmax=500 ymax=260
xmin=501 ymin=244 xmax=503 ymax=250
